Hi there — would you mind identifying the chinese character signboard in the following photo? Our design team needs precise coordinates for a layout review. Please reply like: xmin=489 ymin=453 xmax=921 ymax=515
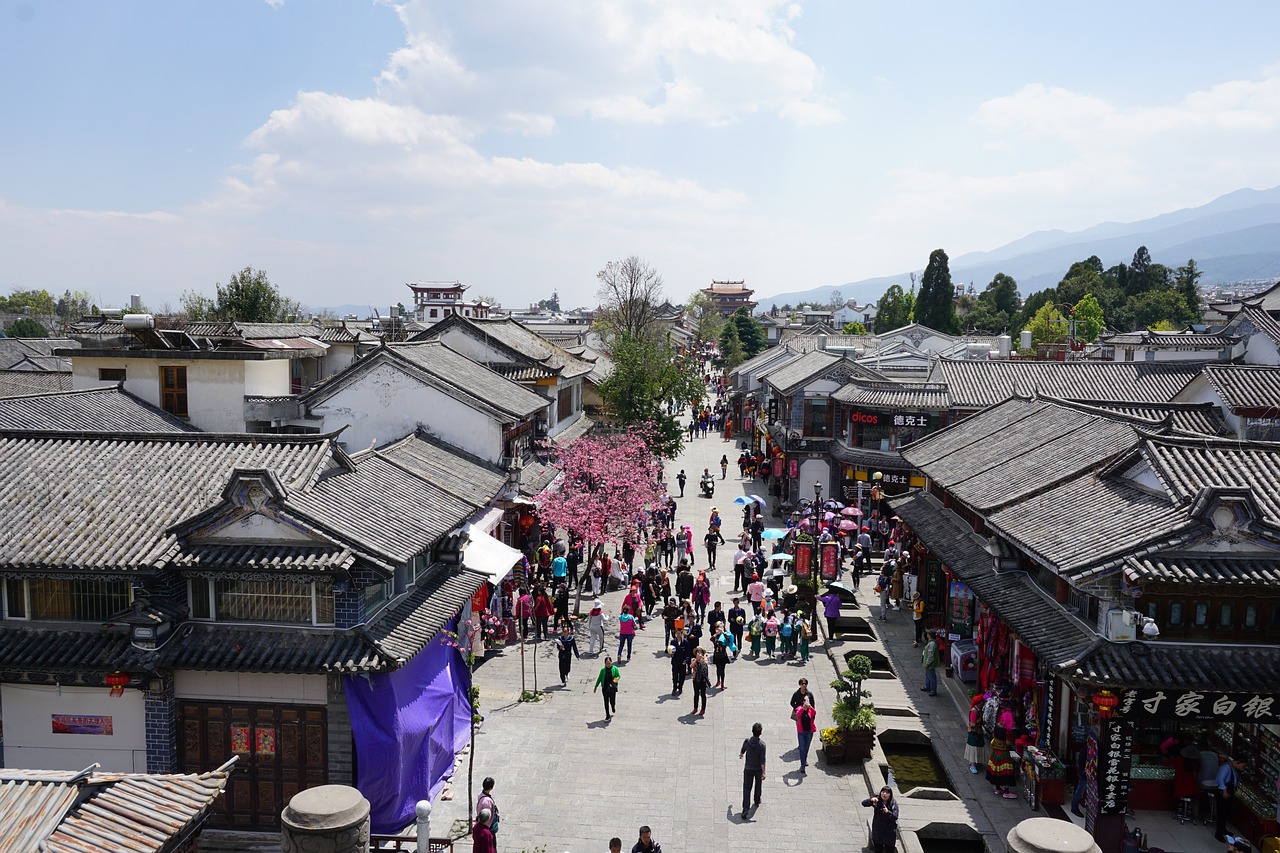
xmin=891 ymin=413 xmax=934 ymax=429
xmin=793 ymin=541 xmax=813 ymax=580
xmin=820 ymin=542 xmax=839 ymax=581
xmin=1113 ymin=688 xmax=1278 ymax=724
xmin=773 ymin=457 xmax=783 ymax=478
xmin=788 ymin=458 xmax=799 ymax=479
xmin=948 ymin=581 xmax=973 ymax=637
xmin=1096 ymin=721 xmax=1134 ymax=815
xmin=51 ymin=715 xmax=113 ymax=735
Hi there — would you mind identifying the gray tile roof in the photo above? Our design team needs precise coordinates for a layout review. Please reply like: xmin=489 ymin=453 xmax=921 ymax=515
xmin=422 ymin=316 xmax=595 ymax=379
xmin=305 ymin=343 xmax=549 ymax=422
xmin=0 ymin=764 xmax=233 ymax=853
xmin=0 ymin=387 xmax=199 ymax=432
xmin=0 ymin=370 xmax=72 ymax=398
xmin=832 ymin=380 xmax=951 ymax=409
xmin=889 ymin=490 xmax=1096 ymax=668
xmin=0 ymin=338 xmax=79 ymax=370
xmin=1077 ymin=401 xmax=1229 ymax=436
xmin=762 ymin=350 xmax=884 ymax=395
xmin=1124 ymin=554 xmax=1280 ymax=587
xmin=168 ymin=543 xmax=356 ymax=573
xmin=1069 ymin=641 xmax=1280 ymax=693
xmin=375 ymin=431 xmax=508 ymax=506
xmin=0 ymin=432 xmax=337 ymax=571
xmin=156 ymin=623 xmax=389 ymax=674
xmin=1200 ymin=364 xmax=1280 ymax=415
xmin=362 ymin=566 xmax=489 ymax=664
xmin=931 ymin=358 xmax=1204 ymax=409
xmin=1099 ymin=330 xmax=1239 ymax=348
xmin=1138 ymin=433 xmax=1280 ymax=524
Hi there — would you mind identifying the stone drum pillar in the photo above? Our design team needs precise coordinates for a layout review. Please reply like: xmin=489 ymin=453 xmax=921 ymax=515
xmin=281 ymin=785 xmax=371 ymax=853
xmin=1007 ymin=817 xmax=1101 ymax=853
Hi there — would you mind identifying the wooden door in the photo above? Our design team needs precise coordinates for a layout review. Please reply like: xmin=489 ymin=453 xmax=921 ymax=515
xmin=180 ymin=700 xmax=327 ymax=829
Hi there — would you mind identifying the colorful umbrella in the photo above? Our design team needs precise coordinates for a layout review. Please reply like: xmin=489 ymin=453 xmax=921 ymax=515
xmin=838 ymin=520 xmax=858 ymax=531
xmin=823 ymin=511 xmax=836 ymax=521
xmin=731 ymin=496 xmax=753 ymax=506
xmin=841 ymin=507 xmax=862 ymax=517
xmin=760 ymin=528 xmax=789 ymax=540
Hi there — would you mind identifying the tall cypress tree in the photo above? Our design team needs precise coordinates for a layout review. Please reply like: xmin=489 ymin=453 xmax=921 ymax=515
xmin=915 ymin=249 xmax=960 ymax=334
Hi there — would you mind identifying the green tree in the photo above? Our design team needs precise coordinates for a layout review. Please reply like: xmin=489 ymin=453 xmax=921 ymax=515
xmin=1025 ymin=302 xmax=1068 ymax=348
xmin=1014 ymin=289 xmax=1056 ymax=333
xmin=914 ymin=249 xmax=960 ymax=334
xmin=536 ymin=291 xmax=561 ymax=311
xmin=684 ymin=291 xmax=724 ymax=344
xmin=1120 ymin=290 xmax=1189 ymax=330
xmin=55 ymin=289 xmax=95 ymax=322
xmin=0 ymin=288 xmax=57 ymax=317
xmin=718 ymin=321 xmax=746 ymax=371
xmin=1174 ymin=259 xmax=1203 ymax=325
xmin=4 ymin=317 xmax=49 ymax=337
xmin=842 ymin=321 xmax=868 ymax=336
xmin=982 ymin=273 xmax=1021 ymax=317
xmin=721 ymin=306 xmax=766 ymax=358
xmin=598 ymin=333 xmax=700 ymax=457
xmin=181 ymin=266 xmax=302 ymax=322
xmin=875 ymin=284 xmax=913 ymax=333
xmin=1073 ymin=294 xmax=1106 ymax=343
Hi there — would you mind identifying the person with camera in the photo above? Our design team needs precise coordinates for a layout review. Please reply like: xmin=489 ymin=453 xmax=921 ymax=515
xmin=861 ymin=786 xmax=900 ymax=853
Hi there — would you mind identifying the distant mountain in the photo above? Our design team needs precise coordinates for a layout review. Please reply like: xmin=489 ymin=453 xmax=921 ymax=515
xmin=759 ymin=186 xmax=1280 ymax=308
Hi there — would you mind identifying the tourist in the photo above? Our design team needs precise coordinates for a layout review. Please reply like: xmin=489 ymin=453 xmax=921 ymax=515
xmin=861 ymin=786 xmax=899 ymax=853
xmin=617 ymin=609 xmax=637 ymax=661
xmin=817 ymin=589 xmax=843 ymax=636
xmin=1216 ymin=756 xmax=1246 ymax=841
xmin=676 ymin=469 xmax=687 ymax=497
xmin=912 ymin=591 xmax=926 ymax=646
xmin=472 ymin=808 xmax=496 ymax=853
xmin=763 ymin=610 xmax=779 ymax=658
xmin=921 ymin=631 xmax=941 ymax=697
xmin=670 ymin=629 xmax=692 ymax=696
xmin=606 ymin=838 xmax=623 ymax=853
xmin=692 ymin=571 xmax=711 ymax=622
xmin=704 ymin=525 xmax=725 ymax=569
xmin=661 ymin=597 xmax=680 ymax=647
xmin=712 ymin=637 xmax=730 ymax=689
xmin=587 ymin=599 xmax=606 ymax=656
xmin=593 ymin=656 xmax=620 ymax=719
xmin=748 ymin=612 xmax=764 ymax=658
xmin=987 ymin=733 xmax=1018 ymax=798
xmin=555 ymin=624 xmax=580 ymax=686
xmin=728 ymin=598 xmax=747 ymax=658
xmin=795 ymin=694 xmax=817 ymax=774
xmin=876 ymin=566 xmax=892 ymax=622
xmin=739 ymin=722 xmax=767 ymax=819
xmin=475 ymin=777 xmax=499 ymax=837
xmin=533 ymin=586 xmax=554 ymax=640
xmin=747 ymin=572 xmax=766 ymax=615
xmin=631 ymin=825 xmax=662 ymax=853
xmin=797 ymin=612 xmax=812 ymax=661
xmin=720 ymin=454 xmax=728 ymax=479
xmin=691 ymin=647 xmax=710 ymax=715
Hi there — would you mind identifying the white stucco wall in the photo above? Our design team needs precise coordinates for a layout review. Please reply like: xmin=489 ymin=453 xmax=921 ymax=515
xmin=434 ymin=327 xmax=509 ymax=366
xmin=1 ymin=683 xmax=147 ymax=772
xmin=72 ymin=356 xmax=251 ymax=432
xmin=174 ymin=671 xmax=327 ymax=705
xmin=311 ymin=363 xmax=504 ymax=460
xmin=798 ymin=458 xmax=831 ymax=503
xmin=1172 ymin=374 xmax=1242 ymax=435
xmin=1245 ymin=334 xmax=1280 ymax=366
xmin=244 ymin=358 xmax=292 ymax=396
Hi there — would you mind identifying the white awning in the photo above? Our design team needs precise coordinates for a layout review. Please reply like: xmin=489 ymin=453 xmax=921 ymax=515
xmin=460 ymin=524 xmax=523 ymax=584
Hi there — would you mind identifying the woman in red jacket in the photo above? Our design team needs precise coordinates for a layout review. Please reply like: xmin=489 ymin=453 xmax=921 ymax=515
xmin=533 ymin=587 xmax=554 ymax=641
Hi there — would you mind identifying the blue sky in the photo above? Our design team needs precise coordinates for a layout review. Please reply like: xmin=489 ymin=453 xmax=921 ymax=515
xmin=3 ymin=1 xmax=1280 ymax=312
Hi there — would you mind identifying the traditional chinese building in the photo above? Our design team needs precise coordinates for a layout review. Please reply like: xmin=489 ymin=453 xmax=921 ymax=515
xmin=701 ymin=280 xmax=757 ymax=318
xmin=889 ymin=395 xmax=1280 ymax=850
xmin=405 ymin=280 xmax=492 ymax=324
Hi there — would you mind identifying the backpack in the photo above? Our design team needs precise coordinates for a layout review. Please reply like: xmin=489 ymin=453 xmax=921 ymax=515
xmin=780 ymin=621 xmax=793 ymax=638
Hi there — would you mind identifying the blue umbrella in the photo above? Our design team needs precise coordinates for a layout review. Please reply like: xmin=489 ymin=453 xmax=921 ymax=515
xmin=749 ymin=494 xmax=768 ymax=505
xmin=731 ymin=496 xmax=753 ymax=506
xmin=760 ymin=528 xmax=789 ymax=540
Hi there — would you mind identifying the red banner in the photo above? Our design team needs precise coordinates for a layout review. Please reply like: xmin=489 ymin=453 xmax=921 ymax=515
xmin=788 ymin=458 xmax=799 ymax=478
xmin=772 ymin=457 xmax=783 ymax=477
xmin=793 ymin=541 xmax=813 ymax=580
xmin=820 ymin=542 xmax=840 ymax=581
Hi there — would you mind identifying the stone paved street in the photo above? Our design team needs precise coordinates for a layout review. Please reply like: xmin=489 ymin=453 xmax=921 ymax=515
xmin=430 ymin=411 xmax=871 ymax=853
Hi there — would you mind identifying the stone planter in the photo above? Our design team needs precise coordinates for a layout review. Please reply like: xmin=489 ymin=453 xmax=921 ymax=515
xmin=846 ymin=729 xmax=875 ymax=761
xmin=822 ymin=740 xmax=848 ymax=764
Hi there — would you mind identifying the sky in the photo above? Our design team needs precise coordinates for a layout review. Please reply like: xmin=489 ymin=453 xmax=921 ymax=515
xmin=3 ymin=1 xmax=1280 ymax=313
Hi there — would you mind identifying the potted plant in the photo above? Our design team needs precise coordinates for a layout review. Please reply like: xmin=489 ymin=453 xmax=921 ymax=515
xmin=844 ymin=705 xmax=877 ymax=760
xmin=829 ymin=655 xmax=877 ymax=761
xmin=820 ymin=726 xmax=847 ymax=763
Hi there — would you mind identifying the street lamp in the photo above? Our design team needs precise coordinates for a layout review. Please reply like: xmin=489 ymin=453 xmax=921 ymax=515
xmin=813 ymin=480 xmax=823 ymax=503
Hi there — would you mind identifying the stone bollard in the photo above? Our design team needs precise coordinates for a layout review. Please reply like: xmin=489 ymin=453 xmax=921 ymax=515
xmin=281 ymin=784 xmax=371 ymax=853
xmin=1007 ymin=817 xmax=1102 ymax=853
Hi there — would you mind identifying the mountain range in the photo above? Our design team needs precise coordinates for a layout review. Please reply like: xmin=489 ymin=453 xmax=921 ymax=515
xmin=758 ymin=185 xmax=1280 ymax=308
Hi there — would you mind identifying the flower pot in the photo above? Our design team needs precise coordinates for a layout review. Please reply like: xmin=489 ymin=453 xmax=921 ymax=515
xmin=822 ymin=741 xmax=848 ymax=764
xmin=846 ymin=729 xmax=875 ymax=762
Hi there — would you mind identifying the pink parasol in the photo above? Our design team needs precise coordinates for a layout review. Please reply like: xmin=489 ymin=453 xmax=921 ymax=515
xmin=840 ymin=507 xmax=862 ymax=517
xmin=838 ymin=519 xmax=858 ymax=531
xmin=823 ymin=511 xmax=836 ymax=521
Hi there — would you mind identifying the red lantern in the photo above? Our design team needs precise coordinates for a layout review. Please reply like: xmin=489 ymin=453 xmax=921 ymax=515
xmin=104 ymin=671 xmax=130 ymax=698
xmin=1093 ymin=689 xmax=1118 ymax=720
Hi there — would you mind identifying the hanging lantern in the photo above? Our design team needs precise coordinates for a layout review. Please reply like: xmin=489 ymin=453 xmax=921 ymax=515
xmin=104 ymin=671 xmax=130 ymax=698
xmin=1093 ymin=689 xmax=1119 ymax=720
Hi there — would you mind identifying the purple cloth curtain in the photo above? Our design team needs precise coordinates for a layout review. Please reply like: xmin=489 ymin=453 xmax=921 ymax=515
xmin=345 ymin=621 xmax=473 ymax=833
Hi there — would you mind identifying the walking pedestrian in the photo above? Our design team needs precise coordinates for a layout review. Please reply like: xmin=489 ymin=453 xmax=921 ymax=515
xmin=748 ymin=612 xmax=764 ymax=657
xmin=797 ymin=612 xmax=812 ymax=661
xmin=747 ymin=572 xmax=766 ymax=615
xmin=515 ymin=587 xmax=533 ymax=641
xmin=607 ymin=838 xmax=622 ymax=853
xmin=472 ymin=808 xmax=497 ymax=853
xmin=693 ymin=571 xmax=711 ymax=622
xmin=588 ymin=598 xmax=606 ymax=655
xmin=739 ymin=722 xmax=767 ymax=819
xmin=876 ymin=567 xmax=892 ymax=621
xmin=763 ymin=610 xmax=779 ymax=658
xmin=617 ymin=610 xmax=636 ymax=660
xmin=677 ymin=468 xmax=687 ymax=497
xmin=728 ymin=598 xmax=746 ymax=658
xmin=593 ymin=656 xmax=620 ymax=719
xmin=476 ymin=777 xmax=499 ymax=837
xmin=704 ymin=526 xmax=725 ymax=569
xmin=921 ymin=631 xmax=940 ymax=697
xmin=712 ymin=638 xmax=730 ymax=689
xmin=555 ymin=624 xmax=580 ymax=685
xmin=986 ymin=733 xmax=1018 ymax=798
xmin=691 ymin=647 xmax=710 ymax=715
xmin=795 ymin=694 xmax=817 ymax=773
xmin=720 ymin=454 xmax=728 ymax=479
xmin=670 ymin=629 xmax=691 ymax=696
xmin=861 ymin=786 xmax=900 ymax=853
xmin=631 ymin=826 xmax=662 ymax=853
xmin=534 ymin=586 xmax=553 ymax=640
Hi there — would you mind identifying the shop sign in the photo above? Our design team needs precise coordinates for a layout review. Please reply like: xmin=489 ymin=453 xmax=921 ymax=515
xmin=948 ymin=581 xmax=973 ymax=636
xmin=772 ymin=457 xmax=783 ymax=478
xmin=744 ymin=416 xmax=752 ymax=432
xmin=850 ymin=410 xmax=887 ymax=426
xmin=819 ymin=542 xmax=839 ymax=581
xmin=1113 ymin=688 xmax=1279 ymax=724
xmin=892 ymin=413 xmax=933 ymax=428
xmin=787 ymin=458 xmax=799 ymax=478
xmin=850 ymin=411 xmax=934 ymax=429
xmin=52 ymin=714 xmax=114 ymax=736
xmin=794 ymin=541 xmax=813 ymax=580
xmin=1097 ymin=721 xmax=1134 ymax=815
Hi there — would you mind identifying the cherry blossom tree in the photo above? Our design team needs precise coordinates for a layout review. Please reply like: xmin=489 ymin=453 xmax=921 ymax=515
xmin=535 ymin=424 xmax=666 ymax=614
